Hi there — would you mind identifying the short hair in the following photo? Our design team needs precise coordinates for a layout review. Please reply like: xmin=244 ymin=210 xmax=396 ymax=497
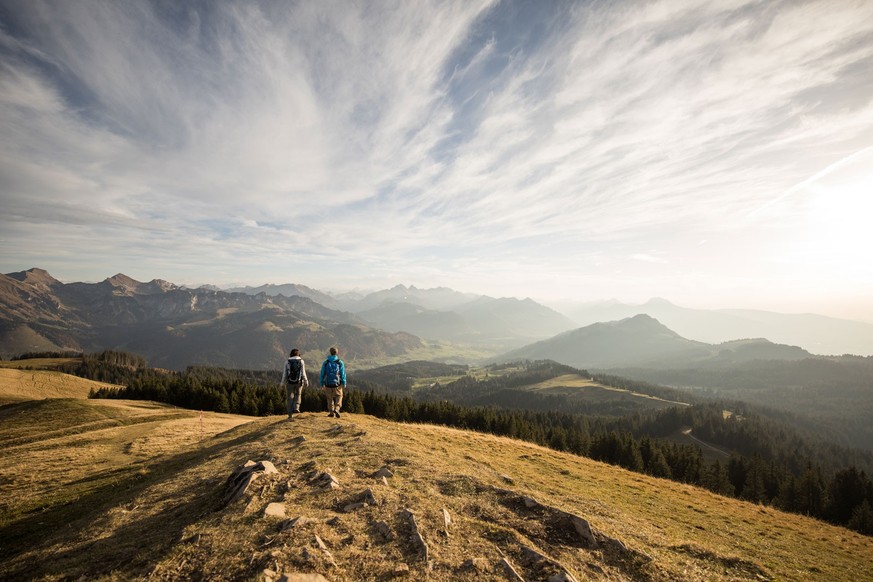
xmin=290 ymin=348 xmax=300 ymax=357
xmin=329 ymin=347 xmax=338 ymax=355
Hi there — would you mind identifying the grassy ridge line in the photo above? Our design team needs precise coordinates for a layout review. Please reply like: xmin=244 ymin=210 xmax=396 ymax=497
xmin=1 ymin=399 xmax=873 ymax=580
xmin=0 ymin=366 xmax=121 ymax=402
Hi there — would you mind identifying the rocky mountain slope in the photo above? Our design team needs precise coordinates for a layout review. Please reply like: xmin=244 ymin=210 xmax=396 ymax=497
xmin=1 ymin=376 xmax=872 ymax=581
xmin=0 ymin=269 xmax=421 ymax=369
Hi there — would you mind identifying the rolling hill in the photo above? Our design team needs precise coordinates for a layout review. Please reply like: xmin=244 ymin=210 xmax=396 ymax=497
xmin=496 ymin=314 xmax=814 ymax=369
xmin=2 ymin=389 xmax=872 ymax=579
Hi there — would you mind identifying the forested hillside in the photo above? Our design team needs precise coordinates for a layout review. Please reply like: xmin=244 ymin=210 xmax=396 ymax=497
xmin=55 ymin=351 xmax=873 ymax=536
xmin=610 ymin=356 xmax=873 ymax=450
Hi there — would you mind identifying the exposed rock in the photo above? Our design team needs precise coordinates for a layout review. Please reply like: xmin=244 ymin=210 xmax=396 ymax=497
xmin=441 ymin=507 xmax=452 ymax=528
xmin=277 ymin=574 xmax=329 ymax=582
xmin=373 ymin=466 xmax=394 ymax=479
xmin=522 ymin=495 xmax=540 ymax=509
xmin=224 ymin=460 xmax=281 ymax=506
xmin=400 ymin=509 xmax=428 ymax=562
xmin=312 ymin=535 xmax=337 ymax=568
xmin=264 ymin=503 xmax=286 ymax=518
xmin=310 ymin=471 xmax=340 ymax=491
xmin=501 ymin=474 xmax=515 ymax=484
xmin=374 ymin=520 xmax=396 ymax=541
xmin=498 ymin=557 xmax=525 ymax=581
xmin=381 ymin=476 xmax=390 ymax=486
xmin=363 ymin=489 xmax=377 ymax=505
xmin=520 ymin=544 xmax=578 ymax=582
xmin=343 ymin=502 xmax=367 ymax=512
xmin=262 ymin=568 xmax=276 ymax=581
xmin=557 ymin=510 xmax=597 ymax=547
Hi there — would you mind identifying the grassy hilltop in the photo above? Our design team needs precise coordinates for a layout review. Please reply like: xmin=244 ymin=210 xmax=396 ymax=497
xmin=1 ymin=367 xmax=873 ymax=581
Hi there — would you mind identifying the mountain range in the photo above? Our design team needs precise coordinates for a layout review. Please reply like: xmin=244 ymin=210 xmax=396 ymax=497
xmin=559 ymin=297 xmax=873 ymax=356
xmin=3 ymin=268 xmax=873 ymax=370
xmin=0 ymin=269 xmax=419 ymax=370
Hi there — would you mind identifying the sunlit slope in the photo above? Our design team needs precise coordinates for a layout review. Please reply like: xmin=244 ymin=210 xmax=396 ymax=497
xmin=1 ymin=402 xmax=871 ymax=581
xmin=0 ymin=366 xmax=121 ymax=403
xmin=528 ymin=373 xmax=689 ymax=408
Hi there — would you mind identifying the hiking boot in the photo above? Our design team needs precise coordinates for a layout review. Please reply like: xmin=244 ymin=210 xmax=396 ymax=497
xmin=328 ymin=411 xmax=335 ymax=417
xmin=334 ymin=411 xmax=341 ymax=418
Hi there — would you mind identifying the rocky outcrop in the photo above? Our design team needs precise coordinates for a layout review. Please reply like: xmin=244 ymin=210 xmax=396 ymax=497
xmin=224 ymin=460 xmax=279 ymax=506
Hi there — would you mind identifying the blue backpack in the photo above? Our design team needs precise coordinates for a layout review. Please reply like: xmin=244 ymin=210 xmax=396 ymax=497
xmin=324 ymin=359 xmax=341 ymax=387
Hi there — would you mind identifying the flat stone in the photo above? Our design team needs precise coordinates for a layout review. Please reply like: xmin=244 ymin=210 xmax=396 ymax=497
xmin=264 ymin=503 xmax=286 ymax=518
xmin=343 ymin=502 xmax=367 ymax=512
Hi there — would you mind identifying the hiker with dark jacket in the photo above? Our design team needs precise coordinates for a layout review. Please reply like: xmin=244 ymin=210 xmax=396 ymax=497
xmin=319 ymin=347 xmax=346 ymax=418
xmin=281 ymin=348 xmax=309 ymax=419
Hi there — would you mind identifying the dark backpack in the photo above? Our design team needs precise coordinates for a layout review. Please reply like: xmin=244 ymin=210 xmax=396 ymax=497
xmin=324 ymin=359 xmax=341 ymax=387
xmin=286 ymin=359 xmax=303 ymax=384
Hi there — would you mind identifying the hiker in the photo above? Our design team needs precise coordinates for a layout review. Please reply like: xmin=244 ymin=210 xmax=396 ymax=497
xmin=281 ymin=348 xmax=309 ymax=420
xmin=319 ymin=347 xmax=346 ymax=418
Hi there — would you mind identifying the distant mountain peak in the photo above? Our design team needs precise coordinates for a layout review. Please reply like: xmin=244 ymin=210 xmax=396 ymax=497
xmin=645 ymin=297 xmax=675 ymax=307
xmin=6 ymin=268 xmax=61 ymax=287
xmin=106 ymin=273 xmax=141 ymax=287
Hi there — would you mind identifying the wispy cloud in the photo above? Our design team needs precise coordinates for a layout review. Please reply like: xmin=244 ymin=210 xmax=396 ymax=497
xmin=1 ymin=0 xmax=872 ymax=311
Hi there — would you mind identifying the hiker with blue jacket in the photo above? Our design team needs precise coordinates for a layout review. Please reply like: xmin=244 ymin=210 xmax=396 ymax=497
xmin=281 ymin=348 xmax=309 ymax=420
xmin=319 ymin=347 xmax=346 ymax=418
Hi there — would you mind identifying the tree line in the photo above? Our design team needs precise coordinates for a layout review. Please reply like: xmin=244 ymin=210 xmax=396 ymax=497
xmin=73 ymin=351 xmax=873 ymax=535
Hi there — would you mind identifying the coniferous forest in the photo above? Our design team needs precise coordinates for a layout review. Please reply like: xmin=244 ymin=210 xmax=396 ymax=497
xmin=71 ymin=351 xmax=873 ymax=536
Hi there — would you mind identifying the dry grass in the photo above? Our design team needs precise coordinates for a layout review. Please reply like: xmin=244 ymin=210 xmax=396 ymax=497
xmin=2 ymin=398 xmax=871 ymax=581
xmin=530 ymin=373 xmax=689 ymax=408
xmin=0 ymin=367 xmax=123 ymax=403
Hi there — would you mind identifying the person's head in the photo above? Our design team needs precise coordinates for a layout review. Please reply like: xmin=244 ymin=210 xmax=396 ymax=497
xmin=329 ymin=347 xmax=338 ymax=356
xmin=290 ymin=348 xmax=300 ymax=357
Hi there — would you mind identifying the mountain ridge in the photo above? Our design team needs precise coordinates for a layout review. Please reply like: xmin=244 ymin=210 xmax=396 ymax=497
xmin=0 ymin=269 xmax=421 ymax=369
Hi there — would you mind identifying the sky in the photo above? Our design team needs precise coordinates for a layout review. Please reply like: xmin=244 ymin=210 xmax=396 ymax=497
xmin=1 ymin=0 xmax=872 ymax=320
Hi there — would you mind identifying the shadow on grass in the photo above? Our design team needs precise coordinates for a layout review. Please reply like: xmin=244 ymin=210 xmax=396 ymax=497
xmin=0 ymin=420 xmax=281 ymax=580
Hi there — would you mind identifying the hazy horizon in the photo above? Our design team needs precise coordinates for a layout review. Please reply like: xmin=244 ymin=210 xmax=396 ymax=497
xmin=2 ymin=1 xmax=872 ymax=321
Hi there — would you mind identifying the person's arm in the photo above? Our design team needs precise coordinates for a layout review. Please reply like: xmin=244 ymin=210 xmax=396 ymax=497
xmin=340 ymin=360 xmax=347 ymax=387
xmin=301 ymin=359 xmax=309 ymax=386
xmin=280 ymin=360 xmax=289 ymax=384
